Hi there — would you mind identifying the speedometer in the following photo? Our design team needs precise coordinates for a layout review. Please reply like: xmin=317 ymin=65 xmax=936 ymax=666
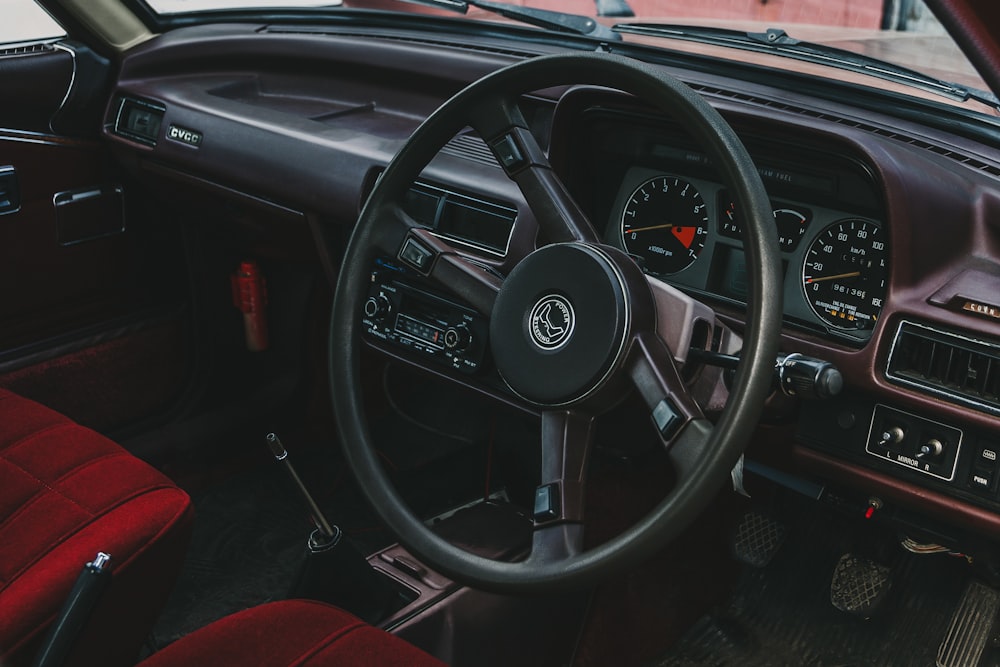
xmin=802 ymin=219 xmax=888 ymax=330
xmin=621 ymin=176 xmax=708 ymax=276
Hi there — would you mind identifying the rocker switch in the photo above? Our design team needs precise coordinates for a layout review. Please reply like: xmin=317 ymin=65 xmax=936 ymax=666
xmin=490 ymin=134 xmax=526 ymax=173
xmin=533 ymin=483 xmax=560 ymax=523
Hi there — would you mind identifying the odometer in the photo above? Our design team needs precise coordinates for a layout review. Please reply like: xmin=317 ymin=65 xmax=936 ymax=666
xmin=621 ymin=176 xmax=708 ymax=275
xmin=802 ymin=219 xmax=888 ymax=330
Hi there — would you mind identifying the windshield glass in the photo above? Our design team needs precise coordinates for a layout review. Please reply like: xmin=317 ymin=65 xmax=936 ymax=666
xmin=142 ymin=0 xmax=994 ymax=112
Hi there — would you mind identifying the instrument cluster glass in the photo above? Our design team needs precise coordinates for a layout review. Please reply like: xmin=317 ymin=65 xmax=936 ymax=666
xmin=718 ymin=191 xmax=811 ymax=252
xmin=620 ymin=176 xmax=709 ymax=275
xmin=611 ymin=169 xmax=888 ymax=342
xmin=802 ymin=219 xmax=888 ymax=330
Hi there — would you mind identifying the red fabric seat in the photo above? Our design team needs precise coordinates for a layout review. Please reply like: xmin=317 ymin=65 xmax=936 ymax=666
xmin=139 ymin=599 xmax=447 ymax=666
xmin=0 ymin=388 xmax=194 ymax=667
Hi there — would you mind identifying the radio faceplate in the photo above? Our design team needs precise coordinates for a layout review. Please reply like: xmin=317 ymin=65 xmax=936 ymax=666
xmin=362 ymin=266 xmax=488 ymax=374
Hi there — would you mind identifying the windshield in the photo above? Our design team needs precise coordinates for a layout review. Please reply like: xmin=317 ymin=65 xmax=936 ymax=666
xmin=142 ymin=0 xmax=994 ymax=113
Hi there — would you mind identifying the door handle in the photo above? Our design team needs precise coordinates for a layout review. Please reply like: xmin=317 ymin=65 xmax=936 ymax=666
xmin=0 ymin=166 xmax=19 ymax=215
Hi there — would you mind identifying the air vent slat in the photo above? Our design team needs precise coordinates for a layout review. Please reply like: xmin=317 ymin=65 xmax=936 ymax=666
xmin=969 ymin=353 xmax=989 ymax=394
xmin=0 ymin=43 xmax=56 ymax=57
xmin=987 ymin=358 xmax=1000 ymax=401
xmin=887 ymin=321 xmax=1000 ymax=415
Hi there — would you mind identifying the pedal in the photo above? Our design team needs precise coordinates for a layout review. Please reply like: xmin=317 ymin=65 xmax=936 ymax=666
xmin=937 ymin=580 xmax=1000 ymax=667
xmin=732 ymin=511 xmax=786 ymax=567
xmin=829 ymin=553 xmax=892 ymax=618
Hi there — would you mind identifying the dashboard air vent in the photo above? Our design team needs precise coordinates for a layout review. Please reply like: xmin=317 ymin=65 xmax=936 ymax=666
xmin=0 ymin=43 xmax=55 ymax=57
xmin=112 ymin=97 xmax=165 ymax=147
xmin=886 ymin=320 xmax=1000 ymax=414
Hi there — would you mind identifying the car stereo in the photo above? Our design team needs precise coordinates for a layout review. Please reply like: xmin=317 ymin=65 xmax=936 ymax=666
xmin=361 ymin=266 xmax=488 ymax=374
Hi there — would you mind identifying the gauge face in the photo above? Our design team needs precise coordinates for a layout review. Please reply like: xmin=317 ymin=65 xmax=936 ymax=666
xmin=802 ymin=219 xmax=888 ymax=330
xmin=621 ymin=176 xmax=708 ymax=275
xmin=718 ymin=193 xmax=811 ymax=252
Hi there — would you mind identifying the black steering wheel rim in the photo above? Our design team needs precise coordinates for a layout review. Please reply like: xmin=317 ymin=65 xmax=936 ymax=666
xmin=330 ymin=52 xmax=782 ymax=594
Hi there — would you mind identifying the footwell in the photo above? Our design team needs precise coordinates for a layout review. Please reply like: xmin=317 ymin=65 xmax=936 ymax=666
xmin=655 ymin=503 xmax=1000 ymax=667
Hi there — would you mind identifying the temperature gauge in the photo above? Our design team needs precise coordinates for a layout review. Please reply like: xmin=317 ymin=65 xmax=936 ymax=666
xmin=718 ymin=192 xmax=811 ymax=252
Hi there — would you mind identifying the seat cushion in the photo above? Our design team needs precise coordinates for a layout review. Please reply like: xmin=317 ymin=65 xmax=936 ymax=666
xmin=140 ymin=600 xmax=447 ymax=667
xmin=0 ymin=388 xmax=194 ymax=667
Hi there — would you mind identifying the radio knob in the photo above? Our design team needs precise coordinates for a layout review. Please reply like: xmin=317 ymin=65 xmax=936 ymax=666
xmin=364 ymin=295 xmax=391 ymax=319
xmin=444 ymin=324 xmax=472 ymax=351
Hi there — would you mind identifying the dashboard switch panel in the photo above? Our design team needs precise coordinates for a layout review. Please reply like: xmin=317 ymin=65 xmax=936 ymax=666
xmin=865 ymin=405 xmax=962 ymax=482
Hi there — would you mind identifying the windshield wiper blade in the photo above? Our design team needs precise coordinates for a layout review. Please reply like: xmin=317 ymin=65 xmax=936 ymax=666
xmin=394 ymin=0 xmax=621 ymax=40
xmin=614 ymin=23 xmax=999 ymax=107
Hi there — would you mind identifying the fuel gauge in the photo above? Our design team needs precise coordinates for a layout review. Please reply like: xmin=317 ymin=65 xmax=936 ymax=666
xmin=718 ymin=192 xmax=811 ymax=252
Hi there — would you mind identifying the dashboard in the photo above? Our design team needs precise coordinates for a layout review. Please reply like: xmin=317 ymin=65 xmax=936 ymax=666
xmin=99 ymin=23 xmax=1000 ymax=538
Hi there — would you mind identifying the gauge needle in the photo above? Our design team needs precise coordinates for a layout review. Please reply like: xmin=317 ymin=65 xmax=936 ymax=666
xmin=805 ymin=271 xmax=861 ymax=284
xmin=625 ymin=223 xmax=676 ymax=234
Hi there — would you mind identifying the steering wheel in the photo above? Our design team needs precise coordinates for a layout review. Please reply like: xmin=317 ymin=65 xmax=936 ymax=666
xmin=330 ymin=52 xmax=781 ymax=593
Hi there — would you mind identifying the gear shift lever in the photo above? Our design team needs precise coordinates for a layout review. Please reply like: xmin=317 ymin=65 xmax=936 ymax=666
xmin=266 ymin=433 xmax=397 ymax=621
xmin=266 ymin=433 xmax=337 ymax=546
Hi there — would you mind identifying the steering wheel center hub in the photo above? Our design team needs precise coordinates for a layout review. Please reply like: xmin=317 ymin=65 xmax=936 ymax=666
xmin=490 ymin=243 xmax=631 ymax=406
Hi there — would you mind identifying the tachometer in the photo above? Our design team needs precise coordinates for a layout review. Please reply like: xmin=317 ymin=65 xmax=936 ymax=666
xmin=621 ymin=176 xmax=708 ymax=275
xmin=802 ymin=219 xmax=888 ymax=330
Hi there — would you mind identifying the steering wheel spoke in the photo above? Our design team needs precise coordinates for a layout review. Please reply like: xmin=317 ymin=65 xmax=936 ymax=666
xmin=473 ymin=99 xmax=598 ymax=244
xmin=527 ymin=522 xmax=585 ymax=564
xmin=523 ymin=409 xmax=593 ymax=563
xmin=535 ymin=409 xmax=594 ymax=524
xmin=628 ymin=331 xmax=705 ymax=448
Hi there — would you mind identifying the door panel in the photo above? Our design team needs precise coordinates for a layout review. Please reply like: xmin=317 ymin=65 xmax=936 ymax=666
xmin=0 ymin=134 xmax=132 ymax=349
xmin=0 ymin=45 xmax=192 ymax=433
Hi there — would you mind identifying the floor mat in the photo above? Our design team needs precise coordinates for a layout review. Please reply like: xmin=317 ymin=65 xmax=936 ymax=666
xmin=654 ymin=504 xmax=983 ymax=667
xmin=148 ymin=421 xmax=503 ymax=650
xmin=149 ymin=463 xmax=311 ymax=649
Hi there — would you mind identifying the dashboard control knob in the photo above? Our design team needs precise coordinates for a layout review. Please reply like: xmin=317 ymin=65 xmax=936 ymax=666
xmin=917 ymin=438 xmax=944 ymax=460
xmin=364 ymin=294 xmax=391 ymax=319
xmin=444 ymin=324 xmax=472 ymax=351
xmin=776 ymin=353 xmax=843 ymax=399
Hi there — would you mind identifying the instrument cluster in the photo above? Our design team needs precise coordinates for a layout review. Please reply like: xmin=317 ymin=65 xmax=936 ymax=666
xmin=604 ymin=161 xmax=887 ymax=343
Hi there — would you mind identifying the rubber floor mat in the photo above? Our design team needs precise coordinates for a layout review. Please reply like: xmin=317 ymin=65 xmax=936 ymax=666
xmin=148 ymin=429 xmax=496 ymax=651
xmin=148 ymin=464 xmax=314 ymax=649
xmin=654 ymin=509 xmax=978 ymax=667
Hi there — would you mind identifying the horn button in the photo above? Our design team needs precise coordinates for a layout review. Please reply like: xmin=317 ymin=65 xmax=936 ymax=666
xmin=490 ymin=243 xmax=633 ymax=406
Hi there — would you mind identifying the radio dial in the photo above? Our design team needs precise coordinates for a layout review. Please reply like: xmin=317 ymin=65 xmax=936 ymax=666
xmin=364 ymin=294 xmax=391 ymax=319
xmin=444 ymin=324 xmax=472 ymax=351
